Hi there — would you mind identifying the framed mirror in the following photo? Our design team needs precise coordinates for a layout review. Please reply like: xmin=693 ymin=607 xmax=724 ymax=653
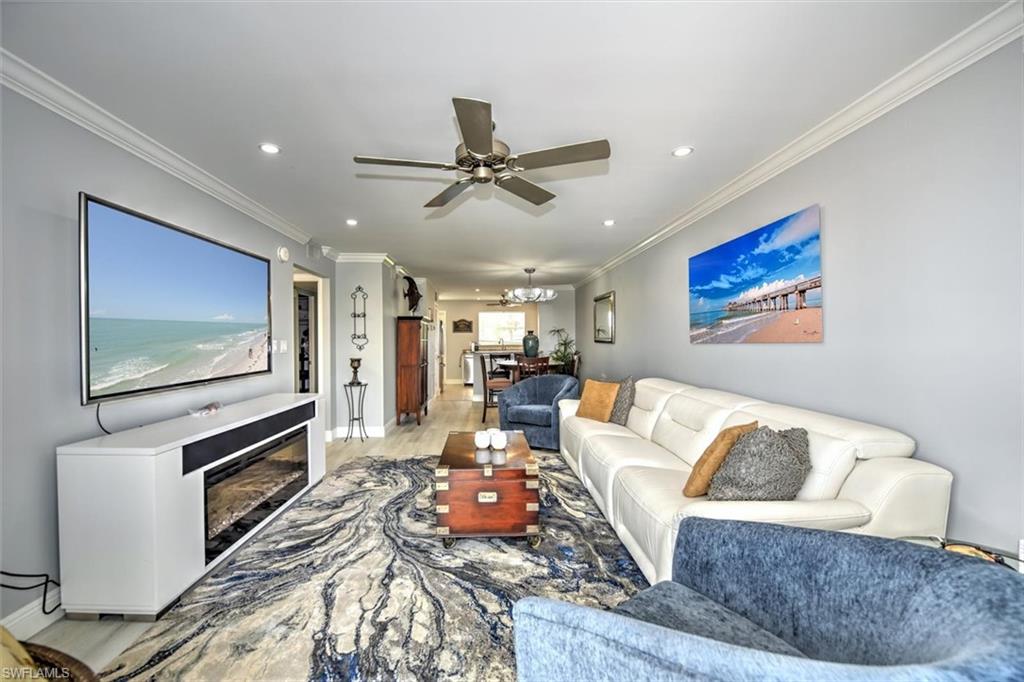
xmin=594 ymin=291 xmax=615 ymax=343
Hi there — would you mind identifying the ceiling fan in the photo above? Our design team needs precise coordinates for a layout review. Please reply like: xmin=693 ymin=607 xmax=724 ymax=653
xmin=354 ymin=97 xmax=610 ymax=208
xmin=486 ymin=293 xmax=522 ymax=308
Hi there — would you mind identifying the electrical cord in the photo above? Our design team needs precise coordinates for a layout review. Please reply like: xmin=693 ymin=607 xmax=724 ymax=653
xmin=96 ymin=401 xmax=112 ymax=435
xmin=1 ymin=571 xmax=62 ymax=615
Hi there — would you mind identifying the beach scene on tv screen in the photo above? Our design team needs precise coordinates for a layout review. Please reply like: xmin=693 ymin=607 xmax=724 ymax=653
xmin=688 ymin=204 xmax=822 ymax=344
xmin=87 ymin=202 xmax=270 ymax=398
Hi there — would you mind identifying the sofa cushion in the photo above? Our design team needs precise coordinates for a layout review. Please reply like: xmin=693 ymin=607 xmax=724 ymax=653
xmin=708 ymin=426 xmax=811 ymax=502
xmin=625 ymin=379 xmax=696 ymax=438
xmin=722 ymin=408 xmax=864 ymax=501
xmin=579 ymin=436 xmax=690 ymax=520
xmin=613 ymin=465 xmax=872 ymax=583
xmin=684 ymin=421 xmax=758 ymax=497
xmin=508 ymin=404 xmax=552 ymax=427
xmin=561 ymin=416 xmax=639 ymax=474
xmin=650 ymin=389 xmax=763 ymax=466
xmin=613 ymin=581 xmax=806 ymax=658
xmin=577 ymin=380 xmax=621 ymax=422
xmin=609 ymin=376 xmax=635 ymax=426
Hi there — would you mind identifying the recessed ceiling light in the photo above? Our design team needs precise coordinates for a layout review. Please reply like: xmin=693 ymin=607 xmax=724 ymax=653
xmin=259 ymin=142 xmax=281 ymax=155
xmin=475 ymin=288 xmax=480 ymax=292
xmin=476 ymin=297 xmax=481 ymax=300
xmin=671 ymin=145 xmax=694 ymax=158
xmin=345 ymin=218 xmax=358 ymax=227
xmin=603 ymin=219 xmax=615 ymax=227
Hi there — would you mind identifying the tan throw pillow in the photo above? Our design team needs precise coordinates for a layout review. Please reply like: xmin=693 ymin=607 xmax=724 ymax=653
xmin=576 ymin=379 xmax=620 ymax=422
xmin=683 ymin=421 xmax=758 ymax=497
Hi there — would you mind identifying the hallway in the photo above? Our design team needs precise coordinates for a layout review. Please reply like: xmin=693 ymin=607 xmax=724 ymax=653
xmin=326 ymin=387 xmax=500 ymax=471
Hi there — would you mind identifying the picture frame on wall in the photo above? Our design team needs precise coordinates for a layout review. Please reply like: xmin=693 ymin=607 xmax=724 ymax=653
xmin=688 ymin=204 xmax=822 ymax=344
xmin=453 ymin=318 xmax=473 ymax=333
xmin=594 ymin=291 xmax=615 ymax=343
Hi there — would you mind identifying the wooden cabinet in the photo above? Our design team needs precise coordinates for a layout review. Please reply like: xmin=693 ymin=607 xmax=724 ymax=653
xmin=396 ymin=316 xmax=429 ymax=425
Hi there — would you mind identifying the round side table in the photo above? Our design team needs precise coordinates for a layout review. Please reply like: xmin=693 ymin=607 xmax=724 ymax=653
xmin=344 ymin=381 xmax=369 ymax=442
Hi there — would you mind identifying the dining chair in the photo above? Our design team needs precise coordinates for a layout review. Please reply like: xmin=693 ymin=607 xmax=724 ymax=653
xmin=488 ymin=353 xmax=513 ymax=380
xmin=480 ymin=354 xmax=512 ymax=423
xmin=517 ymin=355 xmax=550 ymax=381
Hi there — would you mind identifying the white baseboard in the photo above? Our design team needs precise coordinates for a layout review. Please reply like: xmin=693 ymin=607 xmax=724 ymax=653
xmin=1 ymin=588 xmax=64 ymax=640
xmin=332 ymin=416 xmax=394 ymax=440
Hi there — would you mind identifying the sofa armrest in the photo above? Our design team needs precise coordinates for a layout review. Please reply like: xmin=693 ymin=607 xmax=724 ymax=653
xmin=838 ymin=457 xmax=952 ymax=538
xmin=558 ymin=398 xmax=580 ymax=422
xmin=676 ymin=499 xmax=870 ymax=530
xmin=514 ymin=596 xmax=815 ymax=681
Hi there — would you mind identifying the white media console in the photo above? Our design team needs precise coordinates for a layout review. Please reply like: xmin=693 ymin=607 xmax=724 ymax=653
xmin=56 ymin=393 xmax=326 ymax=619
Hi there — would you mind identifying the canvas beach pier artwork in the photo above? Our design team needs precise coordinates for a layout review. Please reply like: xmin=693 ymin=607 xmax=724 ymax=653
xmin=689 ymin=205 xmax=822 ymax=344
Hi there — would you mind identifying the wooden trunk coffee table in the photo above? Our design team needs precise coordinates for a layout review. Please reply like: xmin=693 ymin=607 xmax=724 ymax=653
xmin=434 ymin=431 xmax=540 ymax=548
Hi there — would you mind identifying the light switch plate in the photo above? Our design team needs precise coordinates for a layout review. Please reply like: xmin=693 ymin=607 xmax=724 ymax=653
xmin=271 ymin=339 xmax=279 ymax=353
xmin=280 ymin=340 xmax=288 ymax=353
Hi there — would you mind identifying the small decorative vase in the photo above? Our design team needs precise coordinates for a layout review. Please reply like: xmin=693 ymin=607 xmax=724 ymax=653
xmin=523 ymin=331 xmax=539 ymax=358
xmin=474 ymin=431 xmax=491 ymax=449
xmin=349 ymin=357 xmax=362 ymax=385
xmin=490 ymin=431 xmax=508 ymax=450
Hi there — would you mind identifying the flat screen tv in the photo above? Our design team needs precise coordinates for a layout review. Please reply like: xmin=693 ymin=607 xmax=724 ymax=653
xmin=80 ymin=193 xmax=272 ymax=404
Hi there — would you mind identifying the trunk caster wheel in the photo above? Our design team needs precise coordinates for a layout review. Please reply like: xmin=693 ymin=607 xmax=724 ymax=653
xmin=442 ymin=537 xmax=457 ymax=548
xmin=528 ymin=535 xmax=542 ymax=549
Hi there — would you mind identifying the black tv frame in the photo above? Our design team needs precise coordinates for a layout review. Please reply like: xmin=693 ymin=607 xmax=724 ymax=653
xmin=79 ymin=192 xmax=273 ymax=405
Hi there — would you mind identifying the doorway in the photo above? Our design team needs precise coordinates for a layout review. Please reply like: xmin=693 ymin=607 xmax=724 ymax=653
xmin=436 ymin=309 xmax=446 ymax=395
xmin=292 ymin=268 xmax=331 ymax=421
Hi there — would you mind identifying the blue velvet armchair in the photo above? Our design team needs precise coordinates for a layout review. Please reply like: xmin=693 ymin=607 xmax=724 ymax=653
xmin=498 ymin=374 xmax=579 ymax=450
xmin=515 ymin=518 xmax=1024 ymax=681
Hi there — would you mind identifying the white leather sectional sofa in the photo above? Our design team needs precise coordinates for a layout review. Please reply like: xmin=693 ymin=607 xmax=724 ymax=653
xmin=559 ymin=379 xmax=953 ymax=583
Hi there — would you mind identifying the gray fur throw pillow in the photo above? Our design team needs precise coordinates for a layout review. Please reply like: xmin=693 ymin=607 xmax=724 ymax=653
xmin=707 ymin=426 xmax=811 ymax=501
xmin=608 ymin=376 xmax=635 ymax=426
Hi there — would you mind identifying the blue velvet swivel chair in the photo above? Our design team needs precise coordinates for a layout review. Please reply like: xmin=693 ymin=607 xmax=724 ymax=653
xmin=498 ymin=374 xmax=579 ymax=450
xmin=515 ymin=518 xmax=1024 ymax=681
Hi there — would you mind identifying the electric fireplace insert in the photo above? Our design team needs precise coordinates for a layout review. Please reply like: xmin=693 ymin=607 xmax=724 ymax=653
xmin=203 ymin=427 xmax=308 ymax=563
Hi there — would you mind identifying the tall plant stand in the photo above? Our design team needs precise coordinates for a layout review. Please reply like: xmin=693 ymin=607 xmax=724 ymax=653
xmin=344 ymin=382 xmax=369 ymax=442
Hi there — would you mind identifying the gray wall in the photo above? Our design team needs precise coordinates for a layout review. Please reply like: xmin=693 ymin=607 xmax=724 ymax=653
xmin=0 ymin=90 xmax=334 ymax=617
xmin=575 ymin=44 xmax=1022 ymax=550
xmin=333 ymin=261 xmax=386 ymax=431
xmin=537 ymin=290 xmax=577 ymax=353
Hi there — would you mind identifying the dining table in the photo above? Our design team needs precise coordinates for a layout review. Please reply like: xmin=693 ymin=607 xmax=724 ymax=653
xmin=496 ymin=358 xmax=565 ymax=383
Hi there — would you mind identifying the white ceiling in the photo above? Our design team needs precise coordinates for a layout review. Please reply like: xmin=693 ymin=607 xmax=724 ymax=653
xmin=2 ymin=1 xmax=998 ymax=298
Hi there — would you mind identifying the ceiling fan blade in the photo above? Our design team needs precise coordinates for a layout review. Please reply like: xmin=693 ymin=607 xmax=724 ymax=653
xmin=496 ymin=174 xmax=556 ymax=206
xmin=452 ymin=97 xmax=493 ymax=158
xmin=509 ymin=139 xmax=610 ymax=171
xmin=353 ymin=155 xmax=456 ymax=170
xmin=424 ymin=178 xmax=474 ymax=208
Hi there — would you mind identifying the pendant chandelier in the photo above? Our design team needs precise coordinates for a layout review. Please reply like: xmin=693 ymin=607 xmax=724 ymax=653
xmin=508 ymin=267 xmax=558 ymax=303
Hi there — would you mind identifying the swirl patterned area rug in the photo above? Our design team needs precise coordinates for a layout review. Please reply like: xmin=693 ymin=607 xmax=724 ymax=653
xmin=102 ymin=450 xmax=647 ymax=681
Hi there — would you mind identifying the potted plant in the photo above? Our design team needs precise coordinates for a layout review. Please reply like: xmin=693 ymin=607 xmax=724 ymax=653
xmin=548 ymin=328 xmax=577 ymax=375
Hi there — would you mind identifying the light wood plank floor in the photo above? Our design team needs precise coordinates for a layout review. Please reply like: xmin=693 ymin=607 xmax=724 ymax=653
xmin=27 ymin=386 xmax=495 ymax=673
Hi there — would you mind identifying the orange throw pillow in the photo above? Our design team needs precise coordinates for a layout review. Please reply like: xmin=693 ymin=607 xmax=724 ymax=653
xmin=683 ymin=421 xmax=758 ymax=497
xmin=576 ymin=379 xmax=620 ymax=422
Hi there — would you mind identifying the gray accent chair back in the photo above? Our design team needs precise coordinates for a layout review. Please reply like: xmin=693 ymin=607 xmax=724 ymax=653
xmin=515 ymin=518 xmax=1024 ymax=680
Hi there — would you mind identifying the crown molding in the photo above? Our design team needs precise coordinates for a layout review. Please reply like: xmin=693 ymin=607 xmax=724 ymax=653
xmin=0 ymin=49 xmax=311 ymax=244
xmin=323 ymin=249 xmax=392 ymax=264
xmin=576 ymin=1 xmax=1023 ymax=288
